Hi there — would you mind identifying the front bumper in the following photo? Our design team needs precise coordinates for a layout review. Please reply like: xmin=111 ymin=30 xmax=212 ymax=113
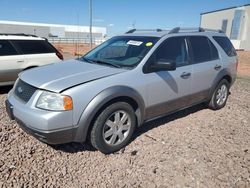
xmin=15 ymin=117 xmax=77 ymax=145
xmin=5 ymin=93 xmax=77 ymax=145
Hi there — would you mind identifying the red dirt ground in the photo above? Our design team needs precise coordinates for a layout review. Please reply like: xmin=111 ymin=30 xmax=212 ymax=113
xmin=53 ymin=43 xmax=95 ymax=57
xmin=237 ymin=51 xmax=250 ymax=78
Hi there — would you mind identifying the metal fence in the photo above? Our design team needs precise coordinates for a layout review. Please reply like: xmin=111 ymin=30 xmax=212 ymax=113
xmin=48 ymin=37 xmax=106 ymax=45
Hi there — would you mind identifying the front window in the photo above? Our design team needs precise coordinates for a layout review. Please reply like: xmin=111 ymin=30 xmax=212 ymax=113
xmin=81 ymin=36 xmax=159 ymax=69
xmin=155 ymin=36 xmax=188 ymax=67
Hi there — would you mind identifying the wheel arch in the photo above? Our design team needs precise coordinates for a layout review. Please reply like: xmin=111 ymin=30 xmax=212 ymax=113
xmin=222 ymin=75 xmax=232 ymax=85
xmin=74 ymin=86 xmax=146 ymax=142
xmin=208 ymin=69 xmax=233 ymax=100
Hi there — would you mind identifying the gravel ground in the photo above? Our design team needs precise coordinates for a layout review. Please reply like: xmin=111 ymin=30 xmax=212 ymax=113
xmin=0 ymin=78 xmax=249 ymax=188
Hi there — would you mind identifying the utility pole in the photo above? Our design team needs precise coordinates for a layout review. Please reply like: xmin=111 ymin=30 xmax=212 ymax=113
xmin=89 ymin=0 xmax=93 ymax=49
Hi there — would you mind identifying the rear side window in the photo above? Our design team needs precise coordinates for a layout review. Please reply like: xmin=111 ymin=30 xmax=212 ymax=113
xmin=11 ymin=40 xmax=56 ymax=55
xmin=0 ymin=40 xmax=18 ymax=56
xmin=213 ymin=36 xmax=237 ymax=57
xmin=155 ymin=37 xmax=188 ymax=67
xmin=188 ymin=36 xmax=218 ymax=64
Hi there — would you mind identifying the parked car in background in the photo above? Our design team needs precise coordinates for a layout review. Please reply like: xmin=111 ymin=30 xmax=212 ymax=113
xmin=6 ymin=27 xmax=237 ymax=154
xmin=0 ymin=33 xmax=63 ymax=86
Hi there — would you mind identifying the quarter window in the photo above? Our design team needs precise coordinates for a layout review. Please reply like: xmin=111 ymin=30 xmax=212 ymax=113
xmin=0 ymin=40 xmax=18 ymax=56
xmin=213 ymin=36 xmax=237 ymax=57
xmin=155 ymin=37 xmax=188 ymax=67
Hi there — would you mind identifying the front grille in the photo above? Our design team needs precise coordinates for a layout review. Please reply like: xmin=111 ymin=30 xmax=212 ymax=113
xmin=14 ymin=79 xmax=37 ymax=103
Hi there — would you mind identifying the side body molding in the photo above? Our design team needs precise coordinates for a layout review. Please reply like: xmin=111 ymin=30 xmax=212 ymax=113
xmin=74 ymin=86 xmax=146 ymax=142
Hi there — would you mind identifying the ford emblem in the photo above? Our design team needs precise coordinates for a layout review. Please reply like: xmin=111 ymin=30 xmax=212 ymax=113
xmin=17 ymin=87 xmax=23 ymax=93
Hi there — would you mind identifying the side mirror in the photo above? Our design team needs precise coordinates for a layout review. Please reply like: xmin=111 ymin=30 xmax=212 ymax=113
xmin=150 ymin=60 xmax=176 ymax=72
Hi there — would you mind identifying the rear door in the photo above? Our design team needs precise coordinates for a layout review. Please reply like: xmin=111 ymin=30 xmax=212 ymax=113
xmin=0 ymin=40 xmax=26 ymax=83
xmin=144 ymin=36 xmax=193 ymax=119
xmin=187 ymin=36 xmax=221 ymax=103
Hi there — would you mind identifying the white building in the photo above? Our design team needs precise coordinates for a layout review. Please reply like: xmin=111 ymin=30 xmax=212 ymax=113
xmin=200 ymin=4 xmax=250 ymax=50
xmin=0 ymin=20 xmax=106 ymax=43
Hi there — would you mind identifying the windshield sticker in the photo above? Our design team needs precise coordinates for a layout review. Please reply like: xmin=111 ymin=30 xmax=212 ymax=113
xmin=146 ymin=42 xmax=153 ymax=47
xmin=127 ymin=40 xmax=143 ymax=46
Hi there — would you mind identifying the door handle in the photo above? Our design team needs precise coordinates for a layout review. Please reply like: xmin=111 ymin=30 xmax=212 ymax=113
xmin=16 ymin=60 xmax=24 ymax=63
xmin=214 ymin=65 xmax=222 ymax=70
xmin=180 ymin=72 xmax=191 ymax=79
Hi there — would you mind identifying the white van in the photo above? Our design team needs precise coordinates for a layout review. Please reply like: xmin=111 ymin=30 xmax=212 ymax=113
xmin=0 ymin=34 xmax=63 ymax=86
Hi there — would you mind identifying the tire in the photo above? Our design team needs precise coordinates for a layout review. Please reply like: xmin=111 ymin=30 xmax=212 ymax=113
xmin=209 ymin=79 xmax=230 ymax=110
xmin=90 ymin=102 xmax=136 ymax=154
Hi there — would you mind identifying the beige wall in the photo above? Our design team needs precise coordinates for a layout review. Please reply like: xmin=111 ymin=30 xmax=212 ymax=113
xmin=200 ymin=6 xmax=250 ymax=50
xmin=201 ymin=9 xmax=235 ymax=36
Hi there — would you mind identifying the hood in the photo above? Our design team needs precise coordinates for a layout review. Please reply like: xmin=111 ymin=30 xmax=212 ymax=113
xmin=20 ymin=59 xmax=127 ymax=92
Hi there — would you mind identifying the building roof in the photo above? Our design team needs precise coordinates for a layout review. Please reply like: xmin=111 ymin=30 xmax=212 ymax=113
xmin=0 ymin=20 xmax=106 ymax=34
xmin=201 ymin=3 xmax=250 ymax=15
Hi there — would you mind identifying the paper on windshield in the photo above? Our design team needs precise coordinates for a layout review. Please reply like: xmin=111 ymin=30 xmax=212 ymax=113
xmin=127 ymin=40 xmax=143 ymax=46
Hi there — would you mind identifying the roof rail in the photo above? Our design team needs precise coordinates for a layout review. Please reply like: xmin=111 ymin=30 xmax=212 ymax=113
xmin=0 ymin=33 xmax=38 ymax=37
xmin=125 ymin=29 xmax=163 ymax=34
xmin=168 ymin=27 xmax=224 ymax=34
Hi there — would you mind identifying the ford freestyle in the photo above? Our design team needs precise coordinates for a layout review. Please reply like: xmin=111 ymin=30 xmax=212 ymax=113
xmin=6 ymin=27 xmax=237 ymax=154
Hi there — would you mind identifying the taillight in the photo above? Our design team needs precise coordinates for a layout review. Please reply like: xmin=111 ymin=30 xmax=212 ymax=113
xmin=56 ymin=52 xmax=64 ymax=60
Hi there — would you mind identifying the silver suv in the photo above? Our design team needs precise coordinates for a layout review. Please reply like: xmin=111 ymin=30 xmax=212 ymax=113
xmin=6 ymin=28 xmax=237 ymax=154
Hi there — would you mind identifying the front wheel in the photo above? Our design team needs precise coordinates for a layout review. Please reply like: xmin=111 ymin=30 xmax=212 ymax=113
xmin=209 ymin=79 xmax=230 ymax=110
xmin=90 ymin=102 xmax=136 ymax=154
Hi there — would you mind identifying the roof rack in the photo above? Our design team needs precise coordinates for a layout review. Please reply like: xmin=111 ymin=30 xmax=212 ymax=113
xmin=125 ymin=29 xmax=164 ymax=34
xmin=168 ymin=27 xmax=224 ymax=34
xmin=125 ymin=27 xmax=224 ymax=35
xmin=0 ymin=33 xmax=38 ymax=37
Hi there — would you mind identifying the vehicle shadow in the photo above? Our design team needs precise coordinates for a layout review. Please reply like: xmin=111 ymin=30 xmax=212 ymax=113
xmin=0 ymin=86 xmax=13 ymax=94
xmin=54 ymin=103 xmax=207 ymax=154
xmin=51 ymin=142 xmax=96 ymax=153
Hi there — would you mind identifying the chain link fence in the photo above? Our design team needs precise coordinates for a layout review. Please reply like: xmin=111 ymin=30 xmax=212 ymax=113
xmin=48 ymin=37 xmax=106 ymax=45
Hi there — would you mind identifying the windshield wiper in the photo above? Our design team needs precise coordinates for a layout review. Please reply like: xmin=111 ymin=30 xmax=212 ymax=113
xmin=94 ymin=60 xmax=121 ymax=68
xmin=81 ymin=57 xmax=121 ymax=68
xmin=81 ymin=57 xmax=95 ymax=64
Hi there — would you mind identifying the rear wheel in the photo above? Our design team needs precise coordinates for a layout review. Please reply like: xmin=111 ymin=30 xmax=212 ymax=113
xmin=209 ymin=79 xmax=229 ymax=110
xmin=90 ymin=102 xmax=136 ymax=154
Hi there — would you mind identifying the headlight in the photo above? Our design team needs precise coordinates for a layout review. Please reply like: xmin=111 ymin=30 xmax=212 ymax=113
xmin=36 ymin=91 xmax=73 ymax=111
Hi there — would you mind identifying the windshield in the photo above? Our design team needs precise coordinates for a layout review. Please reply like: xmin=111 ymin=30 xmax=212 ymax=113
xmin=81 ymin=36 xmax=159 ymax=69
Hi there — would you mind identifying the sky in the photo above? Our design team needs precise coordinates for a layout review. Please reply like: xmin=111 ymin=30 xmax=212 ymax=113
xmin=0 ymin=0 xmax=249 ymax=36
